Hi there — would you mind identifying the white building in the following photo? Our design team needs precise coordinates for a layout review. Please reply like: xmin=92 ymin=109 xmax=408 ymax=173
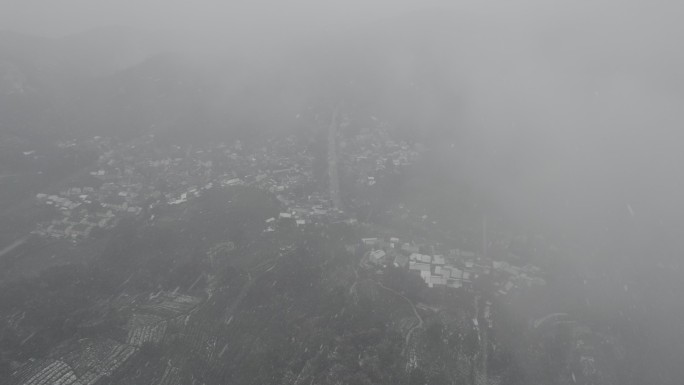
xmin=369 ymin=249 xmax=386 ymax=264
xmin=362 ymin=238 xmax=378 ymax=246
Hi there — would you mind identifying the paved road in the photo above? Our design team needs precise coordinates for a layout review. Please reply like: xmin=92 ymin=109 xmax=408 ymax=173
xmin=327 ymin=105 xmax=342 ymax=209
xmin=0 ymin=235 xmax=29 ymax=259
xmin=474 ymin=296 xmax=490 ymax=381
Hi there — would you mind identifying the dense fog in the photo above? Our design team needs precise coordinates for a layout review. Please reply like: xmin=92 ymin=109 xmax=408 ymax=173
xmin=1 ymin=1 xmax=683 ymax=384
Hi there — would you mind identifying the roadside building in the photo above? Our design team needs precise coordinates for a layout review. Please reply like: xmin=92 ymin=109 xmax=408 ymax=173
xmin=369 ymin=249 xmax=386 ymax=265
xmin=402 ymin=243 xmax=420 ymax=254
xmin=393 ymin=254 xmax=409 ymax=268
xmin=429 ymin=276 xmax=447 ymax=288
xmin=362 ymin=238 xmax=378 ymax=246
xmin=409 ymin=262 xmax=431 ymax=274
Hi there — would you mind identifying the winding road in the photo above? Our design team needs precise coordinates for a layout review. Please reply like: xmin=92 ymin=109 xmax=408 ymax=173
xmin=374 ymin=280 xmax=423 ymax=355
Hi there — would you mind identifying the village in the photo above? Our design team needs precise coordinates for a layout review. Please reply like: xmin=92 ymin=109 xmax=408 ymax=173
xmin=27 ymin=117 xmax=546 ymax=302
xmin=358 ymin=234 xmax=545 ymax=296
xmin=30 ymin=133 xmax=322 ymax=240
xmin=28 ymin=115 xmax=545 ymax=295
xmin=2 ymin=115 xmax=564 ymax=385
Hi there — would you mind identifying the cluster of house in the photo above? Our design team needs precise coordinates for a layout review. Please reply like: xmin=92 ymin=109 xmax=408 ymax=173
xmin=339 ymin=121 xmax=421 ymax=187
xmin=32 ymin=175 xmax=150 ymax=240
xmin=264 ymin=196 xmax=348 ymax=232
xmin=362 ymin=237 xmax=479 ymax=289
xmin=33 ymin=186 xmax=120 ymax=240
xmin=29 ymin=133 xmax=326 ymax=241
xmin=360 ymin=236 xmax=546 ymax=295
xmin=253 ymin=138 xmax=315 ymax=191
xmin=148 ymin=136 xmax=334 ymax=228
xmin=407 ymin=251 xmax=475 ymax=289
xmin=491 ymin=260 xmax=546 ymax=295
xmin=29 ymin=120 xmax=424 ymax=247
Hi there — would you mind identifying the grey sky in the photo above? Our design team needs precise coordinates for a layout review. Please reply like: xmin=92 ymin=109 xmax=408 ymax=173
xmin=2 ymin=0 xmax=636 ymax=37
xmin=2 ymin=0 xmax=455 ymax=37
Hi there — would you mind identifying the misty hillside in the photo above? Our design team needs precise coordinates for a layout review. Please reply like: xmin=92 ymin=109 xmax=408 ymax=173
xmin=0 ymin=27 xmax=179 ymax=139
xmin=0 ymin=12 xmax=470 ymax=141
xmin=2 ymin=7 xmax=683 ymax=267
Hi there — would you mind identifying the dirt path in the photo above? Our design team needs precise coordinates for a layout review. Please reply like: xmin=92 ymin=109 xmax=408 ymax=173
xmin=223 ymin=272 xmax=253 ymax=324
xmin=374 ymin=280 xmax=423 ymax=355
xmin=222 ymin=246 xmax=291 ymax=324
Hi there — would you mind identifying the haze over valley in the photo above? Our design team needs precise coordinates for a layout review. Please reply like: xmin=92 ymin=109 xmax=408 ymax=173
xmin=1 ymin=1 xmax=683 ymax=384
